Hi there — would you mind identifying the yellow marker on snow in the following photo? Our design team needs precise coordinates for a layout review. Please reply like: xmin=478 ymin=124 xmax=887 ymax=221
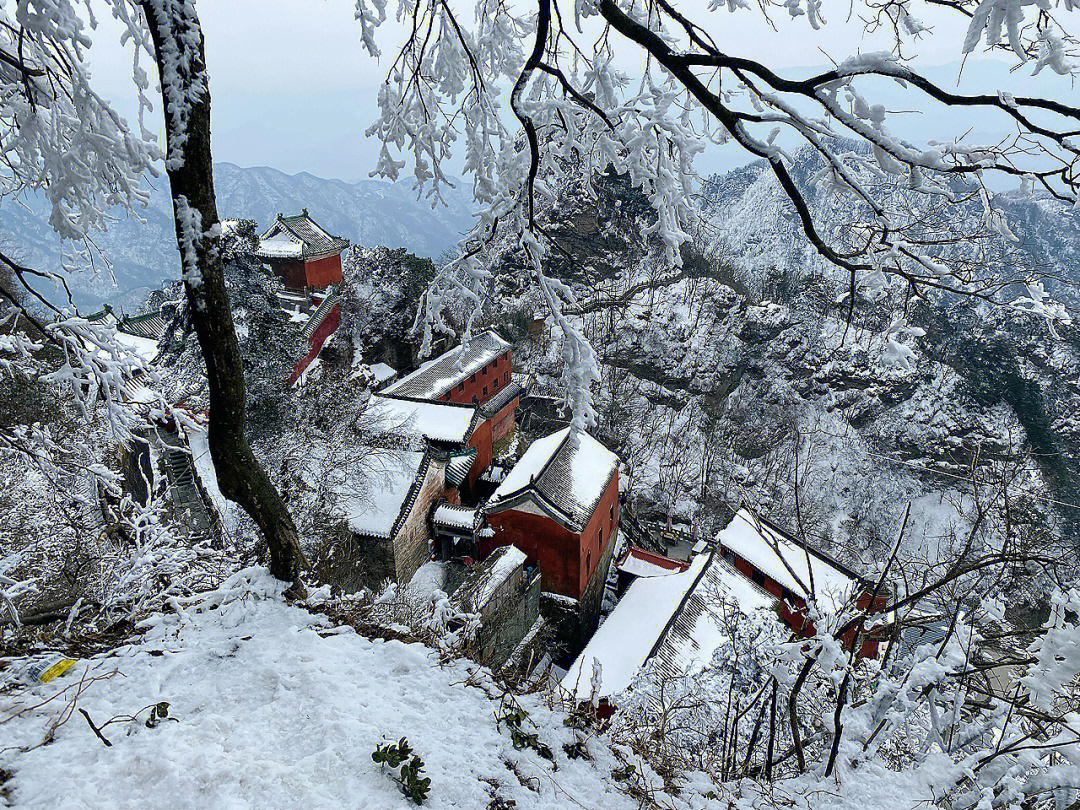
xmin=31 ymin=657 xmax=76 ymax=683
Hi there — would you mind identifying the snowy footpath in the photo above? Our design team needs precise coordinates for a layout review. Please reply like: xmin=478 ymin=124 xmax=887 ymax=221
xmin=0 ymin=569 xmax=687 ymax=810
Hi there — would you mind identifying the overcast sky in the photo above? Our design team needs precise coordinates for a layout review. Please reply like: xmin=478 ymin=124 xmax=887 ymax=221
xmin=86 ymin=0 xmax=1076 ymax=182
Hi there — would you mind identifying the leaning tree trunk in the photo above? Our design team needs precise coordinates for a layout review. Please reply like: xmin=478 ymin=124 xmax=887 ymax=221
xmin=140 ymin=1 xmax=307 ymax=585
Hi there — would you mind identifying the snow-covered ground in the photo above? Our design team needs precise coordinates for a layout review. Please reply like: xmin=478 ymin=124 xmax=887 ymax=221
xmin=0 ymin=569 xmax=981 ymax=810
xmin=0 ymin=569 xmax=689 ymax=810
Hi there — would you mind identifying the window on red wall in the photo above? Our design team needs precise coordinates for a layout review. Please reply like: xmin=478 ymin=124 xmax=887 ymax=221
xmin=599 ymin=525 xmax=604 ymax=548
xmin=493 ymin=378 xmax=499 ymax=390
xmin=483 ymin=386 xmax=488 ymax=397
xmin=610 ymin=504 xmax=615 ymax=526
xmin=504 ymin=371 xmax=509 ymax=383
xmin=458 ymin=382 xmax=464 ymax=392
xmin=586 ymin=550 xmax=592 ymax=575
xmin=482 ymin=365 xmax=487 ymax=376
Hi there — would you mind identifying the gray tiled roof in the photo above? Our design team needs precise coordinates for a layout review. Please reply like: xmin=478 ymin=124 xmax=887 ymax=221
xmin=383 ymin=330 xmax=510 ymax=401
xmin=487 ymin=429 xmax=618 ymax=533
xmin=480 ymin=381 xmax=523 ymax=417
xmin=118 ymin=311 xmax=169 ymax=340
xmin=259 ymin=210 xmax=349 ymax=258
xmin=649 ymin=554 xmax=771 ymax=681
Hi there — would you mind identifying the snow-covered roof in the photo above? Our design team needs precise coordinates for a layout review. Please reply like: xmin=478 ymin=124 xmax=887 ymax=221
xmin=382 ymin=330 xmax=510 ymax=401
xmin=257 ymin=210 xmax=349 ymax=259
xmin=299 ymin=290 xmax=341 ymax=342
xmin=366 ymin=395 xmax=477 ymax=445
xmin=113 ymin=331 xmax=160 ymax=363
xmin=479 ymin=464 xmax=508 ymax=485
xmin=433 ymin=502 xmax=477 ymax=533
xmin=649 ymin=556 xmax=774 ymax=681
xmin=562 ymin=552 xmax=775 ymax=701
xmin=452 ymin=544 xmax=528 ymax=613
xmin=562 ymin=555 xmax=707 ymax=701
xmin=118 ymin=311 xmax=169 ymax=340
xmin=257 ymin=233 xmax=304 ymax=258
xmin=616 ymin=547 xmax=689 ymax=579
xmin=339 ymin=451 xmax=428 ymax=539
xmin=716 ymin=509 xmax=862 ymax=614
xmin=445 ymin=449 xmax=477 ymax=488
xmin=480 ymin=381 xmax=524 ymax=417
xmin=369 ymin=362 xmax=397 ymax=386
xmin=487 ymin=428 xmax=618 ymax=533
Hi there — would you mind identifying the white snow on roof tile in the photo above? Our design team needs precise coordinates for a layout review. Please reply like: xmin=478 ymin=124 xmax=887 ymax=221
xmin=475 ymin=544 xmax=527 ymax=606
xmin=382 ymin=330 xmax=509 ymax=400
xmin=717 ymin=509 xmax=855 ymax=613
xmin=339 ymin=451 xmax=426 ymax=538
xmin=112 ymin=331 xmax=160 ymax=363
xmin=433 ymin=503 xmax=476 ymax=531
xmin=454 ymin=544 xmax=527 ymax=612
xmin=258 ymin=234 xmax=303 ymax=258
xmin=490 ymin=428 xmax=618 ymax=531
xmin=652 ymin=557 xmax=775 ymax=680
xmin=369 ymin=362 xmax=397 ymax=385
xmin=562 ymin=555 xmax=708 ymax=701
xmin=616 ymin=553 xmax=684 ymax=579
xmin=493 ymin=429 xmax=568 ymax=499
xmin=563 ymin=552 xmax=776 ymax=701
xmin=367 ymin=395 xmax=475 ymax=444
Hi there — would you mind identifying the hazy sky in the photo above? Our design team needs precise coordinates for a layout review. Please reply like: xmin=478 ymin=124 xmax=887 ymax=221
xmin=86 ymin=0 xmax=1076 ymax=182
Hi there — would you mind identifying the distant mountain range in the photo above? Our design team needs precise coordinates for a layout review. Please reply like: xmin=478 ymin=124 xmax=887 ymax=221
xmin=700 ymin=144 xmax=1080 ymax=308
xmin=1 ymin=163 xmax=475 ymax=310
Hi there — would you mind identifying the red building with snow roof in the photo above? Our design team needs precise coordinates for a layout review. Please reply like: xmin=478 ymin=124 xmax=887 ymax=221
xmin=716 ymin=509 xmax=888 ymax=658
xmin=383 ymin=330 xmax=511 ymax=405
xmin=382 ymin=330 xmax=520 ymax=438
xmin=482 ymin=427 xmax=620 ymax=602
xmin=256 ymin=210 xmax=349 ymax=295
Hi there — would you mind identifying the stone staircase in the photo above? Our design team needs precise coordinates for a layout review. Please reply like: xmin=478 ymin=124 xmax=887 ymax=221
xmin=157 ymin=429 xmax=216 ymax=539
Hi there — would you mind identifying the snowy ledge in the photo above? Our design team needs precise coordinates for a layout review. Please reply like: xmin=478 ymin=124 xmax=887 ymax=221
xmin=0 ymin=568 xmax=676 ymax=810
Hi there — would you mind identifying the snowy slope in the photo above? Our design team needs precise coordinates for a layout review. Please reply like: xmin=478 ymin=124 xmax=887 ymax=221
xmin=1 ymin=569 xmax=681 ymax=810
xmin=1 ymin=569 xmax=967 ymax=810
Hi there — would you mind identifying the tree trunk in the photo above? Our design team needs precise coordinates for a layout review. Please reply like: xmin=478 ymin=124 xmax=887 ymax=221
xmin=140 ymin=1 xmax=307 ymax=585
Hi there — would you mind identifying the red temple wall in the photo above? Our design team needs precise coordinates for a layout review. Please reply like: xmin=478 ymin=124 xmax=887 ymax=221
xmin=304 ymin=253 xmax=343 ymax=288
xmin=483 ymin=470 xmax=618 ymax=599
xmin=443 ymin=350 xmax=512 ymax=405
xmin=287 ymin=303 xmax=341 ymax=385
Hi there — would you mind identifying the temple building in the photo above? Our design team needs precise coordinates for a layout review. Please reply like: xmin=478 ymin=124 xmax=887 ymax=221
xmin=256 ymin=210 xmax=349 ymax=298
xmin=382 ymin=330 xmax=517 ymax=411
xmin=483 ymin=427 xmax=620 ymax=633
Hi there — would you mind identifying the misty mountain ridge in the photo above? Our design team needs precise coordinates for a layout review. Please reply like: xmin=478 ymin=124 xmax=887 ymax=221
xmin=1 ymin=162 xmax=475 ymax=310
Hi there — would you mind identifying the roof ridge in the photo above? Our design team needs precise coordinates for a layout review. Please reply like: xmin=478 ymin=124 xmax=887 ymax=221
xmin=386 ymin=450 xmax=433 ymax=540
xmin=536 ymin=429 xmax=617 ymax=529
xmin=486 ymin=427 xmax=572 ymax=510
xmin=124 ymin=310 xmax=163 ymax=324
xmin=644 ymin=551 xmax=715 ymax=669
xmin=531 ymin=427 xmax=574 ymax=488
